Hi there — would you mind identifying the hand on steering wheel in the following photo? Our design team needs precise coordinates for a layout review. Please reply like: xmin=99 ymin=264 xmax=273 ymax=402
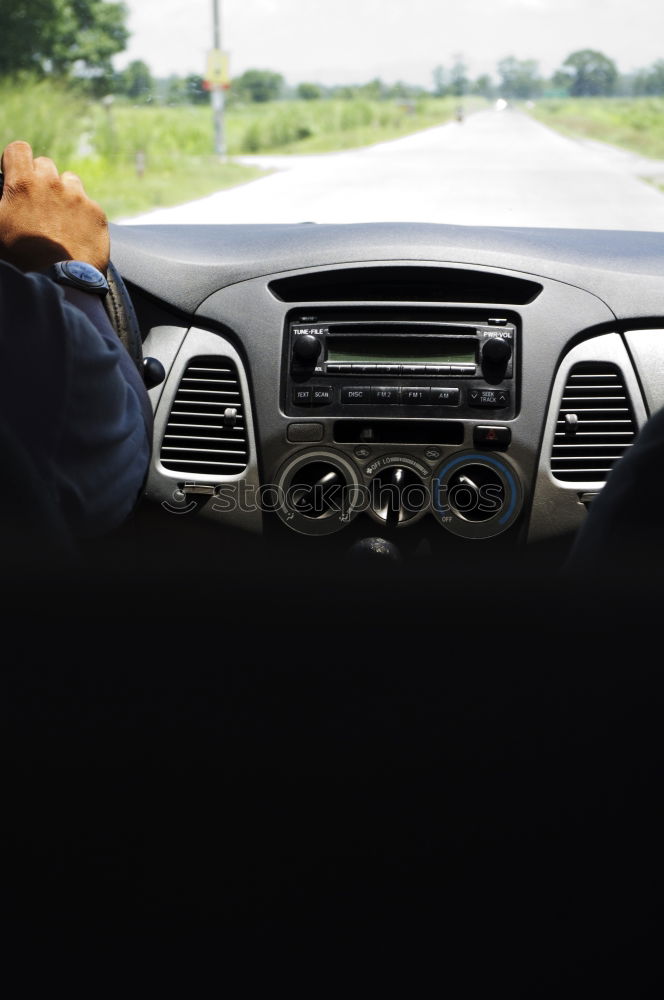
xmin=0 ymin=141 xmax=145 ymax=372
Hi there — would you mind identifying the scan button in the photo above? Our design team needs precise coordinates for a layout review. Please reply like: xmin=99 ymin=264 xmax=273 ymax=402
xmin=311 ymin=386 xmax=334 ymax=406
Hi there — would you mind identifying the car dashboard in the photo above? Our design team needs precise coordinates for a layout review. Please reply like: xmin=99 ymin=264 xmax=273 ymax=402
xmin=109 ymin=221 xmax=664 ymax=570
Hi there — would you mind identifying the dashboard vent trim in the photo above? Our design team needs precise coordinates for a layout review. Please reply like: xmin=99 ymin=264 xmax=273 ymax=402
xmin=550 ymin=362 xmax=637 ymax=483
xmin=159 ymin=355 xmax=249 ymax=476
xmin=269 ymin=266 xmax=542 ymax=304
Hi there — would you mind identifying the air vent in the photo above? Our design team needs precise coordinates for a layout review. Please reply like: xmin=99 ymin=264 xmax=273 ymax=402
xmin=269 ymin=267 xmax=541 ymax=304
xmin=551 ymin=362 xmax=637 ymax=483
xmin=160 ymin=356 xmax=248 ymax=476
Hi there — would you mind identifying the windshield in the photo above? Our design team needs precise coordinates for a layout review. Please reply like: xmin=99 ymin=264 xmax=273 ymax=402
xmin=2 ymin=0 xmax=664 ymax=229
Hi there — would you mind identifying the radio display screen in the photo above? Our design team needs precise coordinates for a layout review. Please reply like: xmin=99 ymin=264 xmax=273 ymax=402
xmin=327 ymin=336 xmax=476 ymax=365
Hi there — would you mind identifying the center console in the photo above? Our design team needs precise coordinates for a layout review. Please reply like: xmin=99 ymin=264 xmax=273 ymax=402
xmin=275 ymin=307 xmax=522 ymax=540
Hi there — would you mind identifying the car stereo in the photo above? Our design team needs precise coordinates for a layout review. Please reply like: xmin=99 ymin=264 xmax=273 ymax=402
xmin=284 ymin=316 xmax=517 ymax=419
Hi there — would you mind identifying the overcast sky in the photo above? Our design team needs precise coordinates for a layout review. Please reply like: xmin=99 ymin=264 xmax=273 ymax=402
xmin=114 ymin=0 xmax=664 ymax=86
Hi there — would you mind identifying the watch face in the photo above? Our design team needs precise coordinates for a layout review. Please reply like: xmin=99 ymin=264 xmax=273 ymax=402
xmin=63 ymin=261 xmax=104 ymax=283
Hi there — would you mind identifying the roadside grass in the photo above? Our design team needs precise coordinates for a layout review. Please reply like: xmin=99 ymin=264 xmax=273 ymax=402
xmin=227 ymin=96 xmax=487 ymax=154
xmin=0 ymin=78 xmax=487 ymax=218
xmin=0 ymin=84 xmax=267 ymax=220
xmin=71 ymin=157 xmax=267 ymax=221
xmin=529 ymin=97 xmax=664 ymax=160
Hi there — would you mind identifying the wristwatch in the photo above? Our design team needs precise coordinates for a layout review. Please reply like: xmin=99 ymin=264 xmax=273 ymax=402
xmin=48 ymin=260 xmax=109 ymax=297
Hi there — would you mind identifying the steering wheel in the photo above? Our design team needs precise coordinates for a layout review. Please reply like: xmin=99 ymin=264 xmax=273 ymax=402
xmin=104 ymin=259 xmax=144 ymax=371
xmin=104 ymin=260 xmax=165 ymax=388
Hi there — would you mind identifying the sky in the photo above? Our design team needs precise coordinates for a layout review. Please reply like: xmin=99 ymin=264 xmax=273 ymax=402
xmin=114 ymin=0 xmax=664 ymax=87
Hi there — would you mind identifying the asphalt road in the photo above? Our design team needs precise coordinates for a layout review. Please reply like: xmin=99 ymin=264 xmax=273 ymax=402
xmin=120 ymin=108 xmax=664 ymax=229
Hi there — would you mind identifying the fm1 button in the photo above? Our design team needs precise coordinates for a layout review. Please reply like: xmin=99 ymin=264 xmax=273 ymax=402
xmin=312 ymin=386 xmax=334 ymax=406
xmin=292 ymin=387 xmax=312 ymax=406
xmin=474 ymin=425 xmax=511 ymax=449
xmin=401 ymin=387 xmax=431 ymax=405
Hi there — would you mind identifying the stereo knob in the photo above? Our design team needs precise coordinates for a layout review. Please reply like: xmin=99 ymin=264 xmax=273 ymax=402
xmin=481 ymin=338 xmax=512 ymax=382
xmin=293 ymin=334 xmax=321 ymax=365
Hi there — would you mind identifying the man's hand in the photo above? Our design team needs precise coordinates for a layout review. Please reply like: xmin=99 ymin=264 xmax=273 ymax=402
xmin=0 ymin=140 xmax=109 ymax=274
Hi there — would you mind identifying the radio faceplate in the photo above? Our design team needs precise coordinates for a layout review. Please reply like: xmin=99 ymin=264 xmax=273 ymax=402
xmin=284 ymin=314 xmax=517 ymax=419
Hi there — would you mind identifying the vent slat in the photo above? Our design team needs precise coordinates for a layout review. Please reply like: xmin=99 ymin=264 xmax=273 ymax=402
xmin=161 ymin=445 xmax=247 ymax=458
xmin=172 ymin=399 xmax=241 ymax=407
xmin=164 ymin=434 xmax=246 ymax=443
xmin=551 ymin=362 xmax=637 ymax=483
xmin=160 ymin=356 xmax=249 ymax=476
xmin=178 ymin=389 xmax=241 ymax=397
xmin=161 ymin=459 xmax=247 ymax=469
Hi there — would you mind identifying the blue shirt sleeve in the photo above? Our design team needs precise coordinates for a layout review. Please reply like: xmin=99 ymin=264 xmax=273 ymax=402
xmin=0 ymin=261 xmax=152 ymax=538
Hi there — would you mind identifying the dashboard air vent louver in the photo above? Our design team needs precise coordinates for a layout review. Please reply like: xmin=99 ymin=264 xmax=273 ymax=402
xmin=551 ymin=362 xmax=637 ymax=483
xmin=160 ymin=356 xmax=248 ymax=476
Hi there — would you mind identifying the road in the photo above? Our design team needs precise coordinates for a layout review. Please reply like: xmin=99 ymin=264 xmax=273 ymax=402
xmin=119 ymin=108 xmax=664 ymax=229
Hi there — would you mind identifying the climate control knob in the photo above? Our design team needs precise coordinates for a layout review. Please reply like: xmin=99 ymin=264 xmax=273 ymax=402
xmin=292 ymin=334 xmax=321 ymax=365
xmin=370 ymin=467 xmax=426 ymax=527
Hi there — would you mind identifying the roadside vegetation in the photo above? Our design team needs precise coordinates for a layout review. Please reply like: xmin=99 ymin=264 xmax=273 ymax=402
xmin=0 ymin=79 xmax=483 ymax=219
xmin=527 ymin=98 xmax=664 ymax=161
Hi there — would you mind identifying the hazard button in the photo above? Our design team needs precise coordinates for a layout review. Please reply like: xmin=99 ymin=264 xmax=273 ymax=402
xmin=473 ymin=425 xmax=511 ymax=449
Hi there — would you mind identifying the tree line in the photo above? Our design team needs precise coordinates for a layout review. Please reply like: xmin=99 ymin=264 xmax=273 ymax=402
xmin=122 ymin=52 xmax=664 ymax=107
xmin=1 ymin=3 xmax=664 ymax=103
xmin=433 ymin=51 xmax=664 ymax=100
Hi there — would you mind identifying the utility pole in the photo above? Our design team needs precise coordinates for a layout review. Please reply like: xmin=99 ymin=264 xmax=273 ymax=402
xmin=212 ymin=0 xmax=226 ymax=157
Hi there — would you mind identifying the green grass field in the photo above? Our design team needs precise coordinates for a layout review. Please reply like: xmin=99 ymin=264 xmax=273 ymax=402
xmin=529 ymin=97 xmax=664 ymax=160
xmin=0 ymin=79 xmax=485 ymax=219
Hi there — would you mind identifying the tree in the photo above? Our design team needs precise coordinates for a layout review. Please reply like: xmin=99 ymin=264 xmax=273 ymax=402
xmin=384 ymin=80 xmax=425 ymax=100
xmin=185 ymin=74 xmax=209 ymax=105
xmin=358 ymin=77 xmax=386 ymax=100
xmin=0 ymin=1 xmax=128 ymax=90
xmin=432 ymin=65 xmax=449 ymax=97
xmin=297 ymin=82 xmax=323 ymax=100
xmin=232 ymin=69 xmax=284 ymax=103
xmin=450 ymin=55 xmax=468 ymax=98
xmin=633 ymin=60 xmax=664 ymax=96
xmin=497 ymin=57 xmax=542 ymax=99
xmin=558 ymin=49 xmax=618 ymax=97
xmin=162 ymin=74 xmax=189 ymax=105
xmin=471 ymin=74 xmax=494 ymax=99
xmin=116 ymin=59 xmax=153 ymax=102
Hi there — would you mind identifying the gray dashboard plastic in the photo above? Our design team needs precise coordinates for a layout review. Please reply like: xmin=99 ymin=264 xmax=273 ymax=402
xmin=110 ymin=222 xmax=664 ymax=320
